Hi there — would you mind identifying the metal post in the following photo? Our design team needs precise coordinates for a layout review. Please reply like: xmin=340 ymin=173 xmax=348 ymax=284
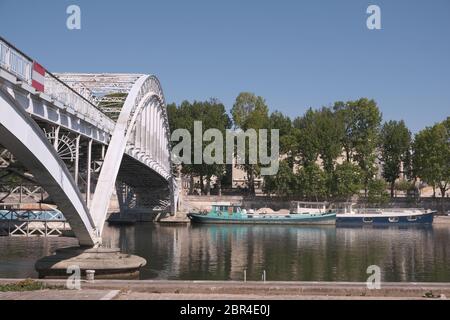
xmin=143 ymin=107 xmax=148 ymax=154
xmin=154 ymin=108 xmax=158 ymax=161
xmin=74 ymin=135 xmax=80 ymax=187
xmin=152 ymin=105 xmax=156 ymax=158
xmin=262 ymin=270 xmax=266 ymax=282
xmin=155 ymin=106 xmax=159 ymax=161
xmin=146 ymin=106 xmax=150 ymax=154
xmin=136 ymin=116 xmax=141 ymax=150
xmin=53 ymin=126 xmax=60 ymax=151
xmin=101 ymin=144 xmax=105 ymax=160
xmin=86 ymin=139 xmax=92 ymax=207
xmin=141 ymin=109 xmax=146 ymax=154
xmin=157 ymin=108 xmax=162 ymax=163
xmin=244 ymin=269 xmax=247 ymax=282
xmin=160 ymin=110 xmax=164 ymax=164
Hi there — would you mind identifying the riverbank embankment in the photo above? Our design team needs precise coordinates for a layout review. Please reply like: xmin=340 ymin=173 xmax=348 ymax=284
xmin=0 ymin=279 xmax=449 ymax=300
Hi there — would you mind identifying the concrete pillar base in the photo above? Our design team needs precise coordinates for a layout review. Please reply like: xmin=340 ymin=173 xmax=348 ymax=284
xmin=35 ymin=247 xmax=146 ymax=279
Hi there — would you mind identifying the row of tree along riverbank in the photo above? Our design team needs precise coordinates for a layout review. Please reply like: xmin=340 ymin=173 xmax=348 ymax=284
xmin=168 ymin=94 xmax=449 ymax=205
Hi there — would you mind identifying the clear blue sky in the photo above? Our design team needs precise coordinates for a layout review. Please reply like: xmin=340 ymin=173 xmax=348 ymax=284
xmin=1 ymin=0 xmax=449 ymax=132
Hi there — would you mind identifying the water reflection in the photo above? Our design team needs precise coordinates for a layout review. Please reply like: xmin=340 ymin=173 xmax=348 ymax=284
xmin=0 ymin=224 xmax=449 ymax=281
xmin=102 ymin=223 xmax=450 ymax=282
xmin=0 ymin=237 xmax=77 ymax=278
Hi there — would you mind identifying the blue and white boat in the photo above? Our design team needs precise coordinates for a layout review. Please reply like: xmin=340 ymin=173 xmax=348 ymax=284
xmin=335 ymin=203 xmax=435 ymax=226
xmin=188 ymin=202 xmax=336 ymax=225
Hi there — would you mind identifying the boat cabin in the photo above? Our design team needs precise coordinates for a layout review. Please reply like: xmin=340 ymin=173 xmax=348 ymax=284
xmin=211 ymin=202 xmax=242 ymax=215
xmin=290 ymin=201 xmax=328 ymax=214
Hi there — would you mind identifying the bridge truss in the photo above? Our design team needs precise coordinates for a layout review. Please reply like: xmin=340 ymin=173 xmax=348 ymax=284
xmin=0 ymin=37 xmax=178 ymax=246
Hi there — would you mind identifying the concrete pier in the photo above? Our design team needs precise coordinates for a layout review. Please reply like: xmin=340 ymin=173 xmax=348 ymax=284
xmin=157 ymin=211 xmax=190 ymax=224
xmin=34 ymin=247 xmax=147 ymax=279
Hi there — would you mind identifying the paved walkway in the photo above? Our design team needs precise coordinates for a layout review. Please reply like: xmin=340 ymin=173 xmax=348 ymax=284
xmin=0 ymin=289 xmax=119 ymax=300
xmin=1 ymin=279 xmax=449 ymax=300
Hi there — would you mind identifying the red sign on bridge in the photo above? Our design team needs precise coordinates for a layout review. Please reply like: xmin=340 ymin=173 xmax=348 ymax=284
xmin=32 ymin=61 xmax=45 ymax=92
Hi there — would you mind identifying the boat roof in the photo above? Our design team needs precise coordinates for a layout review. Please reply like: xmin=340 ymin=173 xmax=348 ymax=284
xmin=291 ymin=201 xmax=328 ymax=206
xmin=212 ymin=202 xmax=241 ymax=207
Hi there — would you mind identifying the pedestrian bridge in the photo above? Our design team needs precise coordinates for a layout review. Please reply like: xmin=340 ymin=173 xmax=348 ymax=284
xmin=0 ymin=37 xmax=177 ymax=246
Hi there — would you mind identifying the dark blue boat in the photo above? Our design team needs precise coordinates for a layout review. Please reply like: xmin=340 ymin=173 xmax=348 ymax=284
xmin=336 ymin=208 xmax=435 ymax=226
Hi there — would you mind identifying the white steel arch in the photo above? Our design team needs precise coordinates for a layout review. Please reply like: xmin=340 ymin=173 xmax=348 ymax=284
xmin=0 ymin=87 xmax=98 ymax=246
xmin=90 ymin=75 xmax=174 ymax=236
xmin=1 ymin=35 xmax=177 ymax=247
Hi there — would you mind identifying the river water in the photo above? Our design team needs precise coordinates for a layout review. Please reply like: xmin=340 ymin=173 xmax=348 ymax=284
xmin=0 ymin=223 xmax=449 ymax=282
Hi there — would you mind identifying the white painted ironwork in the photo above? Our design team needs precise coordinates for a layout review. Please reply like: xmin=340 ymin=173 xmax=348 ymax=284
xmin=0 ymin=36 xmax=178 ymax=246
xmin=0 ymin=87 xmax=98 ymax=245
xmin=44 ymin=128 xmax=77 ymax=162
xmin=55 ymin=73 xmax=143 ymax=96
xmin=44 ymin=74 xmax=115 ymax=133
xmin=0 ymin=186 xmax=46 ymax=203
xmin=0 ymin=203 xmax=69 ymax=238
xmin=0 ymin=37 xmax=115 ymax=144
xmin=5 ymin=221 xmax=69 ymax=237
xmin=90 ymin=74 xmax=176 ymax=235
xmin=0 ymin=149 xmax=11 ymax=168
xmin=0 ymin=38 xmax=32 ymax=82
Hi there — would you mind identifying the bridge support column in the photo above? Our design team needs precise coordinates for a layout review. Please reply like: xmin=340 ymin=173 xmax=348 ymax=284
xmin=74 ymin=135 xmax=80 ymax=187
xmin=86 ymin=139 xmax=92 ymax=208
xmin=35 ymin=247 xmax=147 ymax=279
xmin=53 ymin=126 xmax=60 ymax=151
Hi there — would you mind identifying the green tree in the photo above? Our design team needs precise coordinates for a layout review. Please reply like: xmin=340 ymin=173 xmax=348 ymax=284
xmin=297 ymin=164 xmax=327 ymax=201
xmin=314 ymin=108 xmax=345 ymax=175
xmin=412 ymin=121 xmax=450 ymax=199
xmin=380 ymin=120 xmax=411 ymax=197
xmin=367 ymin=179 xmax=390 ymax=206
xmin=231 ymin=92 xmax=269 ymax=128
xmin=293 ymin=107 xmax=346 ymax=196
xmin=331 ymin=162 xmax=362 ymax=201
xmin=293 ymin=109 xmax=319 ymax=166
xmin=395 ymin=179 xmax=415 ymax=196
xmin=269 ymin=111 xmax=293 ymax=153
xmin=334 ymin=98 xmax=382 ymax=195
xmin=231 ymin=92 xmax=270 ymax=195
xmin=167 ymin=99 xmax=231 ymax=195
xmin=263 ymin=160 xmax=296 ymax=197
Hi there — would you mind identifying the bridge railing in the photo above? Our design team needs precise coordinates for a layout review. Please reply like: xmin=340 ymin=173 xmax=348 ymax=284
xmin=0 ymin=39 xmax=32 ymax=82
xmin=44 ymin=74 xmax=115 ymax=132
xmin=0 ymin=37 xmax=115 ymax=133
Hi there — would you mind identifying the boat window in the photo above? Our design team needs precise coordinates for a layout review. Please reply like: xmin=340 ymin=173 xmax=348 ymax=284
xmin=388 ymin=217 xmax=399 ymax=223
xmin=407 ymin=216 xmax=417 ymax=221
xmin=363 ymin=217 xmax=373 ymax=223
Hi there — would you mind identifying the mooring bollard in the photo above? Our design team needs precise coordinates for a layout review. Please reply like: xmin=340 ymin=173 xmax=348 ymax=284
xmin=86 ymin=269 xmax=95 ymax=282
